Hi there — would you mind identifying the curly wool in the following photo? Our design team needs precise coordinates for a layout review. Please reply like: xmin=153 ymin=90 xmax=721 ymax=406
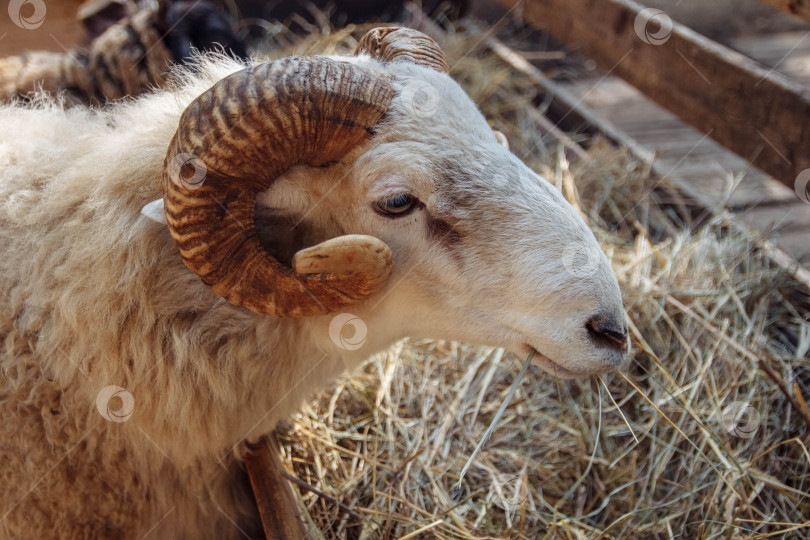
xmin=0 ymin=55 xmax=349 ymax=539
xmin=0 ymin=42 xmax=627 ymax=538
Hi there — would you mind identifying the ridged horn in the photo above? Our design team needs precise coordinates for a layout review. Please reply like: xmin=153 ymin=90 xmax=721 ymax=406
xmin=355 ymin=27 xmax=449 ymax=73
xmin=163 ymin=57 xmax=396 ymax=317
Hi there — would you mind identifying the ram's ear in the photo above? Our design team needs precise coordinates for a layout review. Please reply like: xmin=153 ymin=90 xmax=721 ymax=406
xmin=141 ymin=199 xmax=167 ymax=225
xmin=493 ymin=130 xmax=509 ymax=150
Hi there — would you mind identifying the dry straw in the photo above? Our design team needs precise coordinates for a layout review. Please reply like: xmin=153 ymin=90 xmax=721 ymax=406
xmin=458 ymin=349 xmax=536 ymax=486
xmin=259 ymin=15 xmax=810 ymax=540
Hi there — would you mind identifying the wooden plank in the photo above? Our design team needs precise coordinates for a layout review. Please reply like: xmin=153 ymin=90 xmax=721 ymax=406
xmin=244 ymin=434 xmax=314 ymax=539
xmin=485 ymin=37 xmax=656 ymax=164
xmin=757 ymin=0 xmax=810 ymax=21
xmin=742 ymin=202 xmax=810 ymax=233
xmin=561 ymin=75 xmax=806 ymax=207
xmin=668 ymin=172 xmax=798 ymax=208
xmin=487 ymin=36 xmax=810 ymax=295
xmin=730 ymin=32 xmax=810 ymax=85
xmin=778 ymin=230 xmax=810 ymax=263
xmin=496 ymin=0 xmax=810 ymax=190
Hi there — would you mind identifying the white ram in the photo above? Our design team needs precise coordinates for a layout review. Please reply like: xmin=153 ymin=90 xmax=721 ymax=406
xmin=0 ymin=28 xmax=628 ymax=539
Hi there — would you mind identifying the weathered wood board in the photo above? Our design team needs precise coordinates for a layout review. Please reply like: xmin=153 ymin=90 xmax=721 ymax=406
xmin=244 ymin=435 xmax=313 ymax=539
xmin=562 ymin=74 xmax=810 ymax=264
xmin=496 ymin=0 xmax=810 ymax=191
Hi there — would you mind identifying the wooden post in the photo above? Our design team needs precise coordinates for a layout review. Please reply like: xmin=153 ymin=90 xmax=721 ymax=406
xmin=244 ymin=434 xmax=313 ymax=539
xmin=757 ymin=0 xmax=810 ymax=21
xmin=496 ymin=0 xmax=810 ymax=190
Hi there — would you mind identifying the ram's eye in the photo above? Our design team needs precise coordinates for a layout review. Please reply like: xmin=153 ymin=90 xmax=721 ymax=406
xmin=375 ymin=193 xmax=417 ymax=216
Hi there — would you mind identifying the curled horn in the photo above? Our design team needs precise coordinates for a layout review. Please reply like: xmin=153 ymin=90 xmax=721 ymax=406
xmin=163 ymin=58 xmax=396 ymax=317
xmin=355 ymin=27 xmax=449 ymax=73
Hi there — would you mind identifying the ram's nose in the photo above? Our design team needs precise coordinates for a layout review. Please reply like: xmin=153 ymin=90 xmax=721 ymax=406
xmin=585 ymin=314 xmax=629 ymax=354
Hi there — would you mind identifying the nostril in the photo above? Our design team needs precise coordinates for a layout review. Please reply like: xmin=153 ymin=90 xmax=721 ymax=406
xmin=586 ymin=316 xmax=629 ymax=353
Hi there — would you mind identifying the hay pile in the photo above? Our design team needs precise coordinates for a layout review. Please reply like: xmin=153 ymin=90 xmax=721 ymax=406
xmin=259 ymin=19 xmax=810 ymax=539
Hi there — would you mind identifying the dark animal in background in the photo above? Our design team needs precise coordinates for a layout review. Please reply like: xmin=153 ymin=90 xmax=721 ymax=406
xmin=0 ymin=0 xmax=246 ymax=105
xmin=233 ymin=0 xmax=469 ymax=30
xmin=162 ymin=1 xmax=248 ymax=64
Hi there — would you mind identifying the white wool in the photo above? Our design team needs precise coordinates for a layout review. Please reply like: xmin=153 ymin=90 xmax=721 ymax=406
xmin=140 ymin=198 xmax=167 ymax=224
xmin=0 ymin=52 xmax=625 ymax=538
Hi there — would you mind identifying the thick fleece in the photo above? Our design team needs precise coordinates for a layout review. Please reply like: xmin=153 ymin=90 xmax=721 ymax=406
xmin=0 ymin=50 xmax=625 ymax=538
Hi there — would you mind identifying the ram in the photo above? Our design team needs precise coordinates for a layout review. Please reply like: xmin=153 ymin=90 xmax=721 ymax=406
xmin=0 ymin=28 xmax=628 ymax=538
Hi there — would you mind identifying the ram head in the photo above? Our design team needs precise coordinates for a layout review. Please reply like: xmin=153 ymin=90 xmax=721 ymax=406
xmin=152 ymin=27 xmax=629 ymax=378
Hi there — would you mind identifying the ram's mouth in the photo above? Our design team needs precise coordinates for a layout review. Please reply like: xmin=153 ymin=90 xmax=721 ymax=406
xmin=526 ymin=346 xmax=586 ymax=379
